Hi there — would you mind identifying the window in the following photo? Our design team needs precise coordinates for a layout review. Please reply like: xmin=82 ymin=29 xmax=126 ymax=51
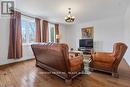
xmin=48 ymin=23 xmax=55 ymax=42
xmin=21 ymin=16 xmax=36 ymax=44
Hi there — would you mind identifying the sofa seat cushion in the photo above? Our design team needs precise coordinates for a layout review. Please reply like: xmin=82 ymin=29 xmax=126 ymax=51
xmin=92 ymin=52 xmax=115 ymax=63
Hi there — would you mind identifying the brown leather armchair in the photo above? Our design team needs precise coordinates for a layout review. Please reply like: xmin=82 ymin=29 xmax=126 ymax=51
xmin=90 ymin=42 xmax=128 ymax=78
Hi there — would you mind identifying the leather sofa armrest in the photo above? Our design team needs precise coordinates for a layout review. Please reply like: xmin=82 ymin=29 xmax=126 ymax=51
xmin=69 ymin=51 xmax=83 ymax=56
xmin=69 ymin=55 xmax=83 ymax=67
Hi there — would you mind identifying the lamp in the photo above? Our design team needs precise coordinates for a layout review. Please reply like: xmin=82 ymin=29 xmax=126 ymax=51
xmin=56 ymin=34 xmax=61 ymax=43
xmin=65 ymin=8 xmax=75 ymax=23
xmin=56 ymin=35 xmax=60 ymax=39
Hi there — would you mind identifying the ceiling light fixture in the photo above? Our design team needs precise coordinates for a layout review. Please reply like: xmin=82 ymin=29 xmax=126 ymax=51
xmin=65 ymin=8 xmax=75 ymax=23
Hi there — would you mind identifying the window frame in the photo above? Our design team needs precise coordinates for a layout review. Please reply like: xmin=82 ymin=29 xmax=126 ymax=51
xmin=21 ymin=15 xmax=36 ymax=45
xmin=48 ymin=23 xmax=56 ymax=43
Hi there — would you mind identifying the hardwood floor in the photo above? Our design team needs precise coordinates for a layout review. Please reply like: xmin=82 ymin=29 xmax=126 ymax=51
xmin=0 ymin=59 xmax=130 ymax=87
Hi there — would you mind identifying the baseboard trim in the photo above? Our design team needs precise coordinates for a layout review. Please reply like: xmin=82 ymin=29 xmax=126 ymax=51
xmin=0 ymin=58 xmax=35 ymax=69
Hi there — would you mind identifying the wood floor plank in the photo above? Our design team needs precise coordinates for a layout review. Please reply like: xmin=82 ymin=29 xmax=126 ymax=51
xmin=0 ymin=59 xmax=130 ymax=87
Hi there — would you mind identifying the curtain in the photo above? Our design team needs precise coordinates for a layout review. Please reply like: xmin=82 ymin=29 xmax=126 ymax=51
xmin=35 ymin=18 xmax=41 ymax=42
xmin=42 ymin=20 xmax=48 ymax=42
xmin=8 ymin=11 xmax=22 ymax=59
xmin=55 ymin=24 xmax=60 ymax=43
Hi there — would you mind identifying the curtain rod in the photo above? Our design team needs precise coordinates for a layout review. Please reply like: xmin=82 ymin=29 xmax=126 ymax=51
xmin=21 ymin=13 xmax=35 ymax=19
xmin=21 ymin=13 xmax=56 ymax=24
xmin=10 ymin=8 xmax=58 ymax=24
xmin=10 ymin=8 xmax=43 ymax=19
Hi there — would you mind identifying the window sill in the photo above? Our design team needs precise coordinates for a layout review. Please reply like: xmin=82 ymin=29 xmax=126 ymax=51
xmin=22 ymin=43 xmax=33 ymax=46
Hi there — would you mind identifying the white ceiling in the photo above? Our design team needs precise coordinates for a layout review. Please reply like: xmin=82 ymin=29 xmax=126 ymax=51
xmin=15 ymin=0 xmax=130 ymax=24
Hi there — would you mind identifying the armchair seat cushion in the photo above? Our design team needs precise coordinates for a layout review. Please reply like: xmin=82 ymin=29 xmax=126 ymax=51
xmin=94 ymin=61 xmax=113 ymax=69
xmin=92 ymin=52 xmax=115 ymax=63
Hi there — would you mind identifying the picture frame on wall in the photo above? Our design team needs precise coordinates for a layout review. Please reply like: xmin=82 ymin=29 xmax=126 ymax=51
xmin=81 ymin=27 xmax=94 ymax=39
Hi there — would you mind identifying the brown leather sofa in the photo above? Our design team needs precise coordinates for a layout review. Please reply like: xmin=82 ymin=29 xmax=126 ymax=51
xmin=31 ymin=43 xmax=83 ymax=83
xmin=90 ymin=42 xmax=127 ymax=78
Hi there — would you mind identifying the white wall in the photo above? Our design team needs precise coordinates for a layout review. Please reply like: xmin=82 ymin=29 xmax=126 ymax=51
xmin=65 ymin=16 xmax=124 ymax=52
xmin=63 ymin=25 xmax=76 ymax=48
xmin=124 ymin=3 xmax=130 ymax=65
xmin=59 ymin=24 xmax=67 ymax=43
xmin=59 ymin=24 xmax=76 ymax=46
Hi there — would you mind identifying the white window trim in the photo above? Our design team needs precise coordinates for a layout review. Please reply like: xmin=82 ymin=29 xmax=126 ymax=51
xmin=21 ymin=15 xmax=36 ymax=45
xmin=48 ymin=23 xmax=56 ymax=42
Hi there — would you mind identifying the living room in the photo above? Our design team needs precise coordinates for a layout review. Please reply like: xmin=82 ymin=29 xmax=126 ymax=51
xmin=0 ymin=0 xmax=130 ymax=87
